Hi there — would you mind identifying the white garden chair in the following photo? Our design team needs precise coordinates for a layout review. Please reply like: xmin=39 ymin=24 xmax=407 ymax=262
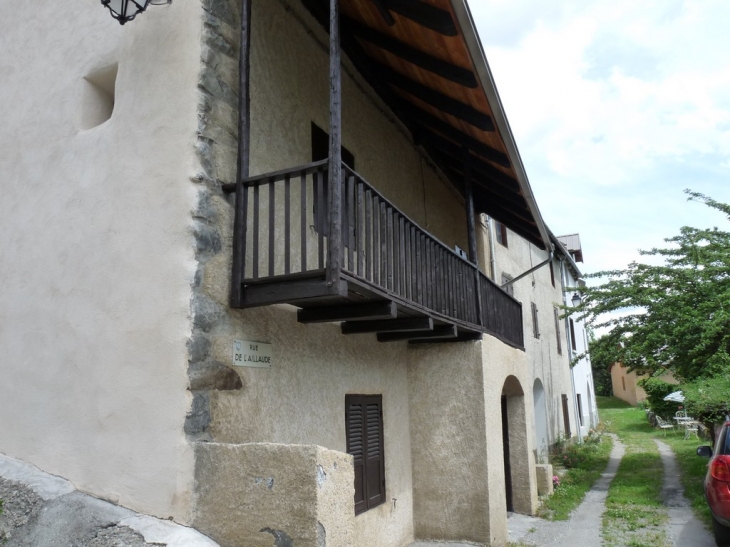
xmin=655 ymin=416 xmax=675 ymax=435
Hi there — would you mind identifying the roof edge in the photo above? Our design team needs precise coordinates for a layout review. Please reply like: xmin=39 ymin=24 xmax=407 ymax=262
xmin=549 ymin=230 xmax=583 ymax=279
xmin=450 ymin=0 xmax=551 ymax=251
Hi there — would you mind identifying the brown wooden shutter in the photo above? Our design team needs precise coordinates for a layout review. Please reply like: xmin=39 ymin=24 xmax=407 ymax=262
xmin=346 ymin=396 xmax=366 ymax=514
xmin=561 ymin=394 xmax=571 ymax=438
xmin=553 ymin=307 xmax=562 ymax=355
xmin=346 ymin=395 xmax=385 ymax=515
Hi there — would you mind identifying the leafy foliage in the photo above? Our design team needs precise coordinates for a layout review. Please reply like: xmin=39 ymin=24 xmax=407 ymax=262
xmin=682 ymin=375 xmax=730 ymax=427
xmin=588 ymin=331 xmax=617 ymax=396
xmin=639 ymin=377 xmax=679 ymax=419
xmin=572 ymin=191 xmax=730 ymax=381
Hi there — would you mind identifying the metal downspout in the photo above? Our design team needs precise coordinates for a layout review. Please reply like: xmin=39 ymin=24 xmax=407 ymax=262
xmin=485 ymin=215 xmax=497 ymax=280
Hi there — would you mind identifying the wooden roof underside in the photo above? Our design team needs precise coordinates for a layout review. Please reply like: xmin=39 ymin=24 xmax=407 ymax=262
xmin=301 ymin=0 xmax=547 ymax=249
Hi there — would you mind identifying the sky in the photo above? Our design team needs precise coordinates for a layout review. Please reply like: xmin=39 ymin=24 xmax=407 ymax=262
xmin=471 ymin=0 xmax=730 ymax=276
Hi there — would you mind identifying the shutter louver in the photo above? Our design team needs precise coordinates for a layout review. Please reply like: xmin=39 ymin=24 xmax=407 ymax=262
xmin=366 ymin=402 xmax=385 ymax=508
xmin=346 ymin=395 xmax=385 ymax=515
xmin=346 ymin=397 xmax=366 ymax=515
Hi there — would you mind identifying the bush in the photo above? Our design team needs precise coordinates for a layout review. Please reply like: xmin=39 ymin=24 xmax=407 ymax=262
xmin=639 ymin=377 xmax=680 ymax=419
xmin=683 ymin=374 xmax=730 ymax=440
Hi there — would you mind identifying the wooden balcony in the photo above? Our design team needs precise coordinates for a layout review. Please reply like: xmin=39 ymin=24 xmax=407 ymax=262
xmin=226 ymin=161 xmax=524 ymax=348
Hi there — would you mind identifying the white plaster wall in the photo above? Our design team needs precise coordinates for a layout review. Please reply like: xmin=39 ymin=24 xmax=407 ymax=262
xmin=193 ymin=1 xmax=488 ymax=544
xmin=0 ymin=1 xmax=201 ymax=521
xmin=482 ymin=220 xmax=578 ymax=445
xmin=563 ymin=266 xmax=599 ymax=433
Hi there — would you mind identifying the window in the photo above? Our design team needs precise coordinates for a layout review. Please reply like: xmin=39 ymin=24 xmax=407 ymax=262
xmin=501 ymin=273 xmax=514 ymax=297
xmin=577 ymin=394 xmax=584 ymax=426
xmin=345 ymin=395 xmax=385 ymax=515
xmin=561 ymin=394 xmax=571 ymax=438
xmin=553 ymin=307 xmax=562 ymax=355
xmin=495 ymin=221 xmax=508 ymax=247
xmin=311 ymin=123 xmax=355 ymax=236
xmin=569 ymin=319 xmax=577 ymax=351
xmin=531 ymin=302 xmax=540 ymax=339
xmin=549 ymin=261 xmax=555 ymax=288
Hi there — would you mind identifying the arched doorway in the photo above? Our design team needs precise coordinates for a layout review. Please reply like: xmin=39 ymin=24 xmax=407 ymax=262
xmin=533 ymin=379 xmax=548 ymax=463
xmin=501 ymin=375 xmax=533 ymax=514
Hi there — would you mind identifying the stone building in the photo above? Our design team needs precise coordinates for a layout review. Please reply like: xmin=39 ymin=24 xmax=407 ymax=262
xmin=0 ymin=0 xmax=582 ymax=545
xmin=481 ymin=221 xmax=599 ymax=459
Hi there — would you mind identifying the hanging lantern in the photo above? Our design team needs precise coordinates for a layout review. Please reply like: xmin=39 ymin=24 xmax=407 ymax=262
xmin=101 ymin=0 xmax=171 ymax=25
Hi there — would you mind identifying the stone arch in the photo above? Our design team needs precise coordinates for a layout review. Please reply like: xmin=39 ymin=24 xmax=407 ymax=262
xmin=533 ymin=378 xmax=548 ymax=463
xmin=501 ymin=375 xmax=533 ymax=515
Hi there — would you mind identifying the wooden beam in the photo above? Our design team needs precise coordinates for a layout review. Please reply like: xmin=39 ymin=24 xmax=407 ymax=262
xmin=464 ymin=155 xmax=478 ymax=265
xmin=369 ymin=0 xmax=395 ymax=26
xmin=431 ymin=151 xmax=526 ymax=210
xmin=464 ymin=154 xmax=484 ymax=327
xmin=385 ymin=0 xmax=457 ymax=36
xmin=298 ymin=301 xmax=398 ymax=323
xmin=327 ymin=0 xmax=343 ymax=292
xmin=342 ymin=317 xmax=433 ymax=334
xmin=409 ymin=332 xmax=483 ymax=344
xmin=376 ymin=63 xmax=493 ymax=130
xmin=417 ymin=130 xmax=519 ymax=188
xmin=398 ymin=100 xmax=510 ymax=167
xmin=344 ymin=17 xmax=478 ymax=88
xmin=230 ymin=0 xmax=253 ymax=308
xmin=377 ymin=324 xmax=457 ymax=342
xmin=242 ymin=277 xmax=345 ymax=308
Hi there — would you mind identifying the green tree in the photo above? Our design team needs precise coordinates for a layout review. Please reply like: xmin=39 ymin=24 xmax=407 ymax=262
xmin=573 ymin=191 xmax=730 ymax=382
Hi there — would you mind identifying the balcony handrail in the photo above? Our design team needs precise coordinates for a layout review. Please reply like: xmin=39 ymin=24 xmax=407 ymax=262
xmin=342 ymin=164 xmax=480 ymax=272
xmin=222 ymin=159 xmax=329 ymax=192
xmin=477 ymin=270 xmax=522 ymax=307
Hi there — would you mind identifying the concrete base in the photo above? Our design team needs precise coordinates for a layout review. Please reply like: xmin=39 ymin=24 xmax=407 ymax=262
xmin=536 ymin=464 xmax=554 ymax=496
xmin=192 ymin=443 xmax=354 ymax=547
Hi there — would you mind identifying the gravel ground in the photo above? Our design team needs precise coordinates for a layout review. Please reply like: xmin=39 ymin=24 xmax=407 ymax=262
xmin=508 ymin=433 xmax=626 ymax=547
xmin=0 ymin=478 xmax=162 ymax=546
xmin=655 ymin=439 xmax=714 ymax=547
xmin=0 ymin=478 xmax=44 ymax=543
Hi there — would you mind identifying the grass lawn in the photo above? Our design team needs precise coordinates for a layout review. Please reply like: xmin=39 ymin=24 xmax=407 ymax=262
xmin=599 ymin=396 xmax=668 ymax=547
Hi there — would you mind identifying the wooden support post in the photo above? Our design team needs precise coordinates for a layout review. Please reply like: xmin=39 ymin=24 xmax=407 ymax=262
xmin=231 ymin=0 xmax=253 ymax=308
xmin=464 ymin=152 xmax=483 ymax=326
xmin=327 ymin=0 xmax=343 ymax=292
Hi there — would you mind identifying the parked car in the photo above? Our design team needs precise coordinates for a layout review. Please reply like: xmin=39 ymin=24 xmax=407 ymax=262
xmin=698 ymin=420 xmax=730 ymax=546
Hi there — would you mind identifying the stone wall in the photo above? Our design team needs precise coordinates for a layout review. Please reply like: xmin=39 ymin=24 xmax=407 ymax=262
xmin=193 ymin=443 xmax=353 ymax=547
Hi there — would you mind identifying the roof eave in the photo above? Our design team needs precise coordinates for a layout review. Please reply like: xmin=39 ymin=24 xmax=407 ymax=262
xmin=450 ymin=0 xmax=551 ymax=252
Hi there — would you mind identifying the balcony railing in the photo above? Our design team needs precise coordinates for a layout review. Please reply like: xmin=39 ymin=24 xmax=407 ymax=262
xmin=229 ymin=161 xmax=523 ymax=348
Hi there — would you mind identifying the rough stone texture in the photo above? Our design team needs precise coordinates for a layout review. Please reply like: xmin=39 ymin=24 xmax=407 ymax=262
xmin=6 ymin=490 xmax=136 ymax=546
xmin=535 ymin=464 xmax=553 ymax=497
xmin=480 ymin=335 xmax=538 ymax=544
xmin=0 ymin=458 xmax=219 ymax=547
xmin=408 ymin=342 xmax=490 ymax=545
xmin=86 ymin=525 xmax=154 ymax=547
xmin=0 ymin=478 xmax=44 ymax=544
xmin=192 ymin=443 xmax=354 ymax=547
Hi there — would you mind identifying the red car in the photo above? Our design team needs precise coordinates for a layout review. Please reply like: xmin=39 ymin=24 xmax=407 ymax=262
xmin=698 ymin=421 xmax=730 ymax=546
